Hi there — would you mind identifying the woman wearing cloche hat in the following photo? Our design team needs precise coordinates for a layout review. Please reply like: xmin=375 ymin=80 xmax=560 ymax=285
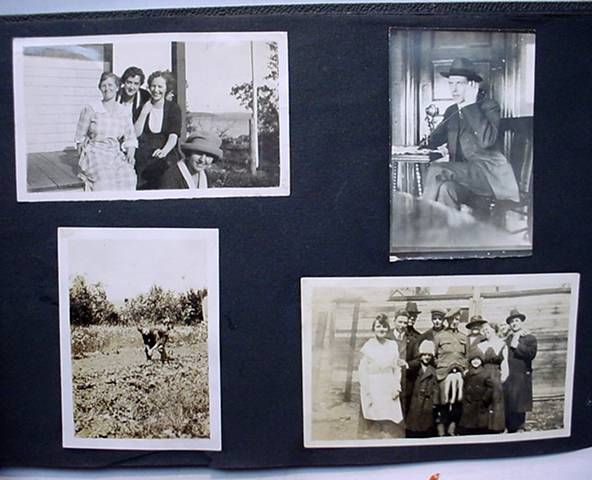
xmin=160 ymin=130 xmax=223 ymax=190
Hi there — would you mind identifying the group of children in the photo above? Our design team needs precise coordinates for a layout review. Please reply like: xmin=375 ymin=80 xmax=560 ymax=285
xmin=405 ymin=337 xmax=498 ymax=437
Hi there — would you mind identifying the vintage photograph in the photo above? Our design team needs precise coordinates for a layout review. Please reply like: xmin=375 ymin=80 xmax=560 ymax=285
xmin=302 ymin=274 xmax=578 ymax=447
xmin=58 ymin=228 xmax=221 ymax=450
xmin=390 ymin=29 xmax=535 ymax=260
xmin=14 ymin=32 xmax=289 ymax=201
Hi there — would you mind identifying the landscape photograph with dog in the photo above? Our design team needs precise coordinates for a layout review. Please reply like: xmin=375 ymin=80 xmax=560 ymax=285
xmin=301 ymin=273 xmax=579 ymax=448
xmin=58 ymin=227 xmax=221 ymax=450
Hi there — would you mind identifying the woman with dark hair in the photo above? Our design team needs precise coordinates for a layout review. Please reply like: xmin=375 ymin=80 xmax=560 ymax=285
xmin=358 ymin=314 xmax=404 ymax=438
xmin=134 ymin=70 xmax=182 ymax=190
xmin=74 ymin=72 xmax=137 ymax=191
xmin=117 ymin=66 xmax=151 ymax=123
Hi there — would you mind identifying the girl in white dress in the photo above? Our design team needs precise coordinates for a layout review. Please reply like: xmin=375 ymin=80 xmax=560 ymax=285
xmin=358 ymin=314 xmax=404 ymax=438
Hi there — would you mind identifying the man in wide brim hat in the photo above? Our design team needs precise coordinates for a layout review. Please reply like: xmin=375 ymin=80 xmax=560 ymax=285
xmin=503 ymin=307 xmax=537 ymax=433
xmin=505 ymin=308 xmax=526 ymax=324
xmin=440 ymin=57 xmax=483 ymax=83
xmin=160 ymin=130 xmax=223 ymax=190
xmin=420 ymin=54 xmax=520 ymax=213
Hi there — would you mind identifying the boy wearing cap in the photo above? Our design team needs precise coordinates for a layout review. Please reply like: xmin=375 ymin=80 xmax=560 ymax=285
xmin=160 ymin=131 xmax=223 ymax=190
xmin=503 ymin=308 xmax=538 ymax=433
xmin=420 ymin=57 xmax=519 ymax=215
xmin=406 ymin=340 xmax=438 ymax=438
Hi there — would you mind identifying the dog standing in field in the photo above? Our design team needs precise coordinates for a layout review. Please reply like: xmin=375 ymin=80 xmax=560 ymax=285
xmin=137 ymin=318 xmax=173 ymax=363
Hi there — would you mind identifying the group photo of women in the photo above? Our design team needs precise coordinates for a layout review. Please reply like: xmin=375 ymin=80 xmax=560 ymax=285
xmin=75 ymin=67 xmax=222 ymax=192
xmin=15 ymin=33 xmax=289 ymax=201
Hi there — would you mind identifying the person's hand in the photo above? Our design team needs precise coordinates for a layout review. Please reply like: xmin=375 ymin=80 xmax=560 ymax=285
xmin=397 ymin=359 xmax=408 ymax=369
xmin=125 ymin=149 xmax=135 ymax=165
xmin=392 ymin=386 xmax=401 ymax=399
xmin=460 ymin=81 xmax=479 ymax=108
xmin=152 ymin=148 xmax=167 ymax=159
xmin=76 ymin=142 xmax=83 ymax=156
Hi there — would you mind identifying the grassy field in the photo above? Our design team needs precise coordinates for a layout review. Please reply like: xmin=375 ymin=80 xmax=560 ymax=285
xmin=70 ymin=323 xmax=210 ymax=440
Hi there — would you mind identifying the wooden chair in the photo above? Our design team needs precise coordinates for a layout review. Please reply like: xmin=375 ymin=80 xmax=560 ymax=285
xmin=490 ymin=116 xmax=533 ymax=238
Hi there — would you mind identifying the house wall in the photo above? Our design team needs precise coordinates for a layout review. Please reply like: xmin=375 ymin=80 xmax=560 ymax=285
xmin=23 ymin=51 xmax=106 ymax=153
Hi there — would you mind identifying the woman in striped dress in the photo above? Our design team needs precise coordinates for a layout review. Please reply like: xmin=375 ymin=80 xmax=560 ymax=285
xmin=75 ymin=72 xmax=137 ymax=191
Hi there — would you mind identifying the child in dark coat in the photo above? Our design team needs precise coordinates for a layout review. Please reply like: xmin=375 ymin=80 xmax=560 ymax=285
xmin=406 ymin=340 xmax=439 ymax=437
xmin=459 ymin=349 xmax=494 ymax=435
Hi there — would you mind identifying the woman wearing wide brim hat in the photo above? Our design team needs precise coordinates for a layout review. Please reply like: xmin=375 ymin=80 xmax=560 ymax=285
xmin=160 ymin=130 xmax=223 ymax=190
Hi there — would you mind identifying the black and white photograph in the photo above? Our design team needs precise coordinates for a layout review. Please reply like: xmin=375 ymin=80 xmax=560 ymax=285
xmin=390 ymin=29 xmax=535 ymax=260
xmin=302 ymin=274 xmax=578 ymax=447
xmin=58 ymin=228 xmax=221 ymax=450
xmin=14 ymin=32 xmax=289 ymax=201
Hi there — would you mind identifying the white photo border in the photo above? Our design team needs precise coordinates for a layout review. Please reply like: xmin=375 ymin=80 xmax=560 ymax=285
xmin=14 ymin=31 xmax=290 ymax=202
xmin=301 ymin=273 xmax=579 ymax=448
xmin=58 ymin=227 xmax=221 ymax=450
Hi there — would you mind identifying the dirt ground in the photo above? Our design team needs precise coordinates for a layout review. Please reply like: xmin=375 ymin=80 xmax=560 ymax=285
xmin=312 ymin=383 xmax=565 ymax=442
xmin=71 ymin=324 xmax=210 ymax=439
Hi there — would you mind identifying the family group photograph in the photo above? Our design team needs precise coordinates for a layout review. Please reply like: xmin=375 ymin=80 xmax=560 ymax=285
xmin=302 ymin=274 xmax=578 ymax=447
xmin=390 ymin=29 xmax=535 ymax=260
xmin=13 ymin=32 xmax=289 ymax=201
xmin=58 ymin=228 xmax=221 ymax=450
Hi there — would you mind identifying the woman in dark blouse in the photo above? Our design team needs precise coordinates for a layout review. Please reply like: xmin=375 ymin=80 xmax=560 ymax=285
xmin=134 ymin=70 xmax=182 ymax=190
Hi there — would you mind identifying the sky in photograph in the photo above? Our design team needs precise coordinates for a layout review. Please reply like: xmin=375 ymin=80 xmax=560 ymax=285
xmin=67 ymin=237 xmax=209 ymax=305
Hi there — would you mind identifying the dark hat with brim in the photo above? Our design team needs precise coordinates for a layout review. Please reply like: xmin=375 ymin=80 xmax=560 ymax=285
xmin=506 ymin=308 xmax=526 ymax=324
xmin=405 ymin=301 xmax=421 ymax=314
xmin=466 ymin=315 xmax=487 ymax=330
xmin=440 ymin=57 xmax=483 ymax=83
xmin=181 ymin=131 xmax=223 ymax=159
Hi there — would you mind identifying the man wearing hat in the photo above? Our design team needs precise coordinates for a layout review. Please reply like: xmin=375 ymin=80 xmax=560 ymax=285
xmin=420 ymin=57 xmax=519 ymax=215
xmin=433 ymin=307 xmax=468 ymax=436
xmin=415 ymin=307 xmax=446 ymax=347
xmin=160 ymin=131 xmax=223 ymax=189
xmin=389 ymin=309 xmax=414 ymax=415
xmin=405 ymin=301 xmax=423 ymax=341
xmin=503 ymin=308 xmax=538 ymax=433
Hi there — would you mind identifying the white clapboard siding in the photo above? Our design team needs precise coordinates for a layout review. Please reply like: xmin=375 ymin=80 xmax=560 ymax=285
xmin=24 ymin=55 xmax=104 ymax=153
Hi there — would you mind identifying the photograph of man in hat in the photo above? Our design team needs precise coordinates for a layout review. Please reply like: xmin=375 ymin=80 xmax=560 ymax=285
xmin=503 ymin=308 xmax=538 ymax=433
xmin=389 ymin=29 xmax=534 ymax=260
xmin=421 ymin=57 xmax=520 ymax=215
xmin=160 ymin=131 xmax=223 ymax=190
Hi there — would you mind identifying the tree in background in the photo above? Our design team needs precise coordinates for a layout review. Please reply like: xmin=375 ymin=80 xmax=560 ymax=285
xmin=179 ymin=288 xmax=208 ymax=325
xmin=119 ymin=285 xmax=180 ymax=325
xmin=69 ymin=275 xmax=117 ymax=326
xmin=229 ymin=42 xmax=279 ymax=165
